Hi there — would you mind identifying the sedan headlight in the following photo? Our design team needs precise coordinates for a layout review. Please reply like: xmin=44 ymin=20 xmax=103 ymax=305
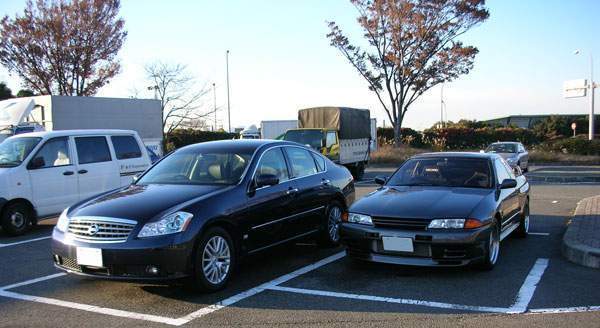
xmin=138 ymin=211 xmax=193 ymax=238
xmin=428 ymin=218 xmax=482 ymax=229
xmin=346 ymin=213 xmax=373 ymax=225
xmin=56 ymin=208 xmax=70 ymax=232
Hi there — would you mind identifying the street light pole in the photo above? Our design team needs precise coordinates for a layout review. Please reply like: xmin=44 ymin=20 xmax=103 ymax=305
xmin=574 ymin=50 xmax=595 ymax=140
xmin=226 ymin=50 xmax=231 ymax=133
xmin=440 ymin=82 xmax=446 ymax=128
xmin=213 ymin=83 xmax=216 ymax=132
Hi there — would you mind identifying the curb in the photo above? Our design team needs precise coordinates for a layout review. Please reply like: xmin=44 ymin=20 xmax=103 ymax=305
xmin=561 ymin=196 xmax=600 ymax=269
xmin=526 ymin=175 xmax=600 ymax=183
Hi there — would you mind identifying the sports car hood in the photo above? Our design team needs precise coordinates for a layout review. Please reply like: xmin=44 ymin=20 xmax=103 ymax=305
xmin=68 ymin=183 xmax=230 ymax=223
xmin=350 ymin=186 xmax=493 ymax=219
xmin=495 ymin=152 xmax=517 ymax=160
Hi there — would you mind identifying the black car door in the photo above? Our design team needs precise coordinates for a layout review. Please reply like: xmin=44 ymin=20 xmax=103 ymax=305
xmin=245 ymin=147 xmax=300 ymax=252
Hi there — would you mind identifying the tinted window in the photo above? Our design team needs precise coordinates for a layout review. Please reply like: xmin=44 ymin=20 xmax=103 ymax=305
xmin=386 ymin=157 xmax=492 ymax=188
xmin=285 ymin=147 xmax=318 ymax=178
xmin=256 ymin=148 xmax=289 ymax=183
xmin=76 ymin=136 xmax=111 ymax=164
xmin=111 ymin=136 xmax=142 ymax=159
xmin=30 ymin=137 xmax=70 ymax=168
xmin=284 ymin=129 xmax=323 ymax=149
xmin=312 ymin=152 xmax=326 ymax=172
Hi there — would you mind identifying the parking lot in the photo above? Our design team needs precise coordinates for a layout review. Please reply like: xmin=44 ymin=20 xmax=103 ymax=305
xmin=1 ymin=170 xmax=599 ymax=327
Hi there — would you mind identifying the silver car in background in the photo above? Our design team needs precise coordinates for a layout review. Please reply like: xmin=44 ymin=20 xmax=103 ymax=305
xmin=484 ymin=142 xmax=529 ymax=172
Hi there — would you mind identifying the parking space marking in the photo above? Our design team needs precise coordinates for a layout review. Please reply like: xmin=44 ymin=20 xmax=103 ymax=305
xmin=528 ymin=232 xmax=550 ymax=236
xmin=0 ymin=236 xmax=51 ymax=248
xmin=508 ymin=258 xmax=549 ymax=313
xmin=0 ymin=273 xmax=66 ymax=291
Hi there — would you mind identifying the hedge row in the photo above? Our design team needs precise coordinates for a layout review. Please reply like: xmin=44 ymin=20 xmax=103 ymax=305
xmin=163 ymin=129 xmax=238 ymax=153
xmin=537 ymin=137 xmax=600 ymax=155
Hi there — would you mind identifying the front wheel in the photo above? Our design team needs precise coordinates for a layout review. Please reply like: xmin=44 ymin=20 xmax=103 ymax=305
xmin=1 ymin=202 xmax=32 ymax=236
xmin=514 ymin=201 xmax=530 ymax=238
xmin=194 ymin=227 xmax=235 ymax=292
xmin=318 ymin=201 xmax=343 ymax=247
xmin=479 ymin=221 xmax=500 ymax=270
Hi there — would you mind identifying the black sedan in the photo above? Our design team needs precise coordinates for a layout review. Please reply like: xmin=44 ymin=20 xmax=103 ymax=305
xmin=52 ymin=140 xmax=355 ymax=291
xmin=340 ymin=152 xmax=529 ymax=269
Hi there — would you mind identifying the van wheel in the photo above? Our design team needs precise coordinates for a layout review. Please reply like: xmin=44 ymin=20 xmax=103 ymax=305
xmin=1 ymin=202 xmax=32 ymax=236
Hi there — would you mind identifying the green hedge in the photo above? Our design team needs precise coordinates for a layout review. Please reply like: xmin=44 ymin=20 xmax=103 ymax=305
xmin=377 ymin=127 xmax=423 ymax=148
xmin=163 ymin=129 xmax=238 ymax=153
xmin=537 ymin=137 xmax=600 ymax=155
xmin=422 ymin=127 xmax=538 ymax=150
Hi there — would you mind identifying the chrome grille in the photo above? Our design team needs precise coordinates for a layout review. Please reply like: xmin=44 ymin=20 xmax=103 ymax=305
xmin=67 ymin=217 xmax=137 ymax=243
xmin=372 ymin=217 xmax=431 ymax=230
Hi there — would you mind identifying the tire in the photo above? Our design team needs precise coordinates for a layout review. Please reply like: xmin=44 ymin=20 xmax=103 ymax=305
xmin=352 ymin=162 xmax=365 ymax=181
xmin=194 ymin=227 xmax=235 ymax=292
xmin=1 ymin=202 xmax=32 ymax=236
xmin=318 ymin=201 xmax=343 ymax=247
xmin=514 ymin=201 xmax=530 ymax=238
xmin=479 ymin=220 xmax=500 ymax=270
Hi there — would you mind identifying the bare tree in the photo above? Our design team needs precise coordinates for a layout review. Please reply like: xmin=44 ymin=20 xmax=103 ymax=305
xmin=0 ymin=0 xmax=126 ymax=96
xmin=327 ymin=0 xmax=489 ymax=146
xmin=143 ymin=60 xmax=215 ymax=135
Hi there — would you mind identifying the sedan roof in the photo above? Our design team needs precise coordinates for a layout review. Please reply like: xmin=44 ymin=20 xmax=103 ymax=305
xmin=412 ymin=152 xmax=501 ymax=161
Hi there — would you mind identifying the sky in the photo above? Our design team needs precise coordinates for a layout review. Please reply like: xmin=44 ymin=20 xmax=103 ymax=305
xmin=1 ymin=0 xmax=599 ymax=132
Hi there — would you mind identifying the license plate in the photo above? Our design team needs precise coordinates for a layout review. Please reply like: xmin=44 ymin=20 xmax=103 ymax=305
xmin=76 ymin=247 xmax=103 ymax=266
xmin=382 ymin=236 xmax=414 ymax=252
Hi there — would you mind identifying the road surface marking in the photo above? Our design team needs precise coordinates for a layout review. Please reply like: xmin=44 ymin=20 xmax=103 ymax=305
xmin=508 ymin=258 xmax=549 ymax=313
xmin=0 ymin=236 xmax=51 ymax=248
xmin=528 ymin=232 xmax=550 ymax=236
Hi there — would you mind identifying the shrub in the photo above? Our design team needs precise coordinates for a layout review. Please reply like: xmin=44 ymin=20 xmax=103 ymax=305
xmin=537 ymin=138 xmax=600 ymax=156
xmin=163 ymin=129 xmax=238 ymax=152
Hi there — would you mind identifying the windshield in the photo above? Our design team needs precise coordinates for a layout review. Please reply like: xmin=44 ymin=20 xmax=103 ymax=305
xmin=386 ymin=157 xmax=493 ymax=188
xmin=137 ymin=149 xmax=252 ymax=185
xmin=284 ymin=129 xmax=323 ymax=149
xmin=485 ymin=143 xmax=516 ymax=153
xmin=0 ymin=137 xmax=42 ymax=167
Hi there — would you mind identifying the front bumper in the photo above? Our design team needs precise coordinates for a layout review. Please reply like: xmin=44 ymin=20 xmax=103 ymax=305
xmin=51 ymin=228 xmax=195 ymax=280
xmin=340 ymin=223 xmax=490 ymax=266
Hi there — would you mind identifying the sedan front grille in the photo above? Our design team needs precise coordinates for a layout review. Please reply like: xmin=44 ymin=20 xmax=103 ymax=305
xmin=67 ymin=217 xmax=137 ymax=243
xmin=372 ymin=217 xmax=431 ymax=230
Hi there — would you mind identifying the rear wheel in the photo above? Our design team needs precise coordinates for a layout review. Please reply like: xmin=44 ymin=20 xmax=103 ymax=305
xmin=194 ymin=227 xmax=235 ymax=292
xmin=318 ymin=201 xmax=343 ymax=247
xmin=1 ymin=202 xmax=32 ymax=236
xmin=480 ymin=221 xmax=500 ymax=270
xmin=352 ymin=162 xmax=365 ymax=181
xmin=514 ymin=201 xmax=530 ymax=238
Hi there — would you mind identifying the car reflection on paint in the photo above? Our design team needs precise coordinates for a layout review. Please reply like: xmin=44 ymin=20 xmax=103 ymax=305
xmin=340 ymin=152 xmax=529 ymax=269
xmin=51 ymin=140 xmax=355 ymax=291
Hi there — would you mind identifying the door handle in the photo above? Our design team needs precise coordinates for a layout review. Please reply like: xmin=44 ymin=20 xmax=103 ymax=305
xmin=63 ymin=171 xmax=74 ymax=176
xmin=78 ymin=169 xmax=88 ymax=174
xmin=321 ymin=179 xmax=331 ymax=186
xmin=287 ymin=188 xmax=299 ymax=196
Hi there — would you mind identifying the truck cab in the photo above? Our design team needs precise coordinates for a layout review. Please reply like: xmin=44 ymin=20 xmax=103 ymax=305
xmin=283 ymin=128 xmax=340 ymax=163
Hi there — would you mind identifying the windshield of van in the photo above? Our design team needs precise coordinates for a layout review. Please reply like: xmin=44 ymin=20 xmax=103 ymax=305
xmin=284 ymin=129 xmax=323 ymax=149
xmin=0 ymin=137 xmax=42 ymax=167
xmin=137 ymin=149 xmax=252 ymax=185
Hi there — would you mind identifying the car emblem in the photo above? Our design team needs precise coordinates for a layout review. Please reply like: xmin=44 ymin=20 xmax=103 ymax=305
xmin=88 ymin=224 xmax=100 ymax=236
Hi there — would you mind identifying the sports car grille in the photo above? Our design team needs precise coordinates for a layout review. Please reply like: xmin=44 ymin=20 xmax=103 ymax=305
xmin=372 ymin=217 xmax=431 ymax=230
xmin=67 ymin=217 xmax=137 ymax=243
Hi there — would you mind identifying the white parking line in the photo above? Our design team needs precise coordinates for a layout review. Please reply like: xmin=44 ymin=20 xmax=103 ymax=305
xmin=0 ymin=236 xmax=51 ymax=248
xmin=508 ymin=258 xmax=549 ymax=313
xmin=528 ymin=232 xmax=550 ymax=236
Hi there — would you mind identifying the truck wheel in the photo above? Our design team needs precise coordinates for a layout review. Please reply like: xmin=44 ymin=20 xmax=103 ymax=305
xmin=352 ymin=162 xmax=365 ymax=181
xmin=1 ymin=202 xmax=32 ymax=236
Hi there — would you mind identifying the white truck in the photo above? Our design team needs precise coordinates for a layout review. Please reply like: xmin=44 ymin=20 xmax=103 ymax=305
xmin=260 ymin=120 xmax=298 ymax=139
xmin=0 ymin=96 xmax=163 ymax=155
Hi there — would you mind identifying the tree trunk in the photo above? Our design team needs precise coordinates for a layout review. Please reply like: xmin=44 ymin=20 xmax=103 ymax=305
xmin=393 ymin=123 xmax=402 ymax=148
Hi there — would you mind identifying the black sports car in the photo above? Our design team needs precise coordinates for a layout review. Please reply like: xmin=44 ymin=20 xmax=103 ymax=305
xmin=52 ymin=140 xmax=355 ymax=291
xmin=340 ymin=152 xmax=529 ymax=269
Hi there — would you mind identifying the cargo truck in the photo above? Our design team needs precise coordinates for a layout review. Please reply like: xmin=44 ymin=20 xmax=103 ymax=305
xmin=260 ymin=120 xmax=298 ymax=139
xmin=283 ymin=107 xmax=371 ymax=180
xmin=0 ymin=96 xmax=163 ymax=155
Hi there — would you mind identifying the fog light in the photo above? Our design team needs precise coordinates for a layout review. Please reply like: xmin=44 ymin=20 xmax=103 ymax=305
xmin=146 ymin=265 xmax=159 ymax=275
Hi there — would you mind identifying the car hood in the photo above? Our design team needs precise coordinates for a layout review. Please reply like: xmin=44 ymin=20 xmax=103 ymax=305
xmin=350 ymin=186 xmax=493 ymax=219
xmin=491 ymin=152 xmax=517 ymax=159
xmin=69 ymin=183 xmax=231 ymax=223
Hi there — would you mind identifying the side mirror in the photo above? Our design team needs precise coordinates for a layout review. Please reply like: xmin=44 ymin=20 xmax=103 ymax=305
xmin=513 ymin=166 xmax=522 ymax=176
xmin=374 ymin=175 xmax=387 ymax=185
xmin=499 ymin=178 xmax=517 ymax=189
xmin=27 ymin=157 xmax=45 ymax=169
xmin=255 ymin=173 xmax=279 ymax=188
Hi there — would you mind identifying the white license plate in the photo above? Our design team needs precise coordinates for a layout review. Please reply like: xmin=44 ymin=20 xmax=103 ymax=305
xmin=76 ymin=247 xmax=103 ymax=266
xmin=382 ymin=236 xmax=414 ymax=252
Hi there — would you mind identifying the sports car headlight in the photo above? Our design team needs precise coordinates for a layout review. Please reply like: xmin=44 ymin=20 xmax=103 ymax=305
xmin=428 ymin=218 xmax=482 ymax=229
xmin=346 ymin=213 xmax=373 ymax=225
xmin=138 ymin=211 xmax=193 ymax=238
xmin=56 ymin=208 xmax=70 ymax=232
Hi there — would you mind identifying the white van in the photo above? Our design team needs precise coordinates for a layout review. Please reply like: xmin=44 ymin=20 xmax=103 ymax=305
xmin=0 ymin=130 xmax=152 ymax=235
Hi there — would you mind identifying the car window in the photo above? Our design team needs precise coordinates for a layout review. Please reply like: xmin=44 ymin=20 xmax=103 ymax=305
xmin=387 ymin=157 xmax=492 ymax=188
xmin=0 ymin=137 xmax=41 ymax=166
xmin=495 ymin=158 xmax=513 ymax=183
xmin=499 ymin=158 xmax=517 ymax=179
xmin=256 ymin=148 xmax=289 ymax=183
xmin=111 ymin=136 xmax=142 ymax=159
xmin=311 ymin=152 xmax=326 ymax=172
xmin=30 ymin=137 xmax=71 ymax=168
xmin=75 ymin=136 xmax=112 ymax=164
xmin=326 ymin=131 xmax=337 ymax=148
xmin=284 ymin=147 xmax=318 ymax=178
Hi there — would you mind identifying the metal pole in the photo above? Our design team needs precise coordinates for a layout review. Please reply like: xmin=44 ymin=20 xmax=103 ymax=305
xmin=213 ymin=83 xmax=216 ymax=132
xmin=575 ymin=50 xmax=595 ymax=140
xmin=440 ymin=82 xmax=445 ymax=128
xmin=226 ymin=50 xmax=231 ymax=133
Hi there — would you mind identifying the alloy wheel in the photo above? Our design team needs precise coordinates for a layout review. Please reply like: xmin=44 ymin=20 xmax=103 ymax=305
xmin=202 ymin=235 xmax=231 ymax=285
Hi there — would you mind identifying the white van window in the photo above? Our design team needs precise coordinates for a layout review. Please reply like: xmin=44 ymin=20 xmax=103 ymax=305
xmin=111 ymin=135 xmax=142 ymax=159
xmin=75 ymin=136 xmax=111 ymax=164
xmin=31 ymin=137 xmax=71 ymax=168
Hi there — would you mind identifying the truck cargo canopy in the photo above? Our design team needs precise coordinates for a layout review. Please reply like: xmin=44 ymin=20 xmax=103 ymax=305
xmin=298 ymin=107 xmax=370 ymax=139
